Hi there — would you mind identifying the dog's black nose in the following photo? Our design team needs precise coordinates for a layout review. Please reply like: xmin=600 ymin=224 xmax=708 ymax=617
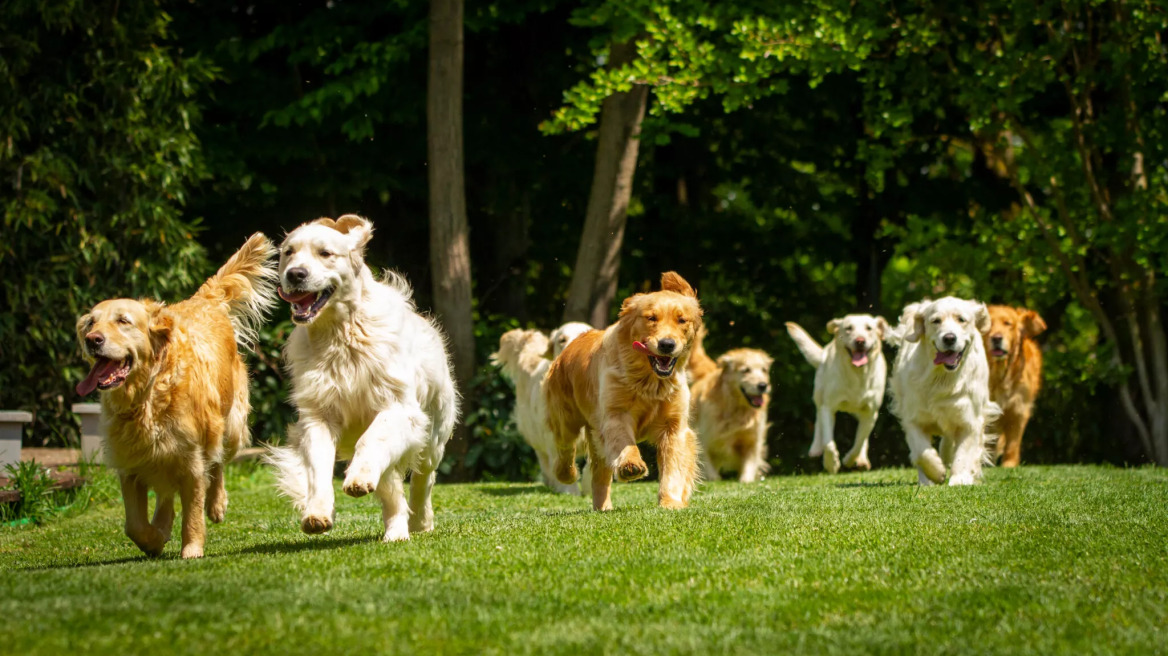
xmin=854 ymin=337 xmax=866 ymax=346
xmin=942 ymin=333 xmax=957 ymax=346
xmin=991 ymin=335 xmax=1003 ymax=344
xmin=757 ymin=382 xmax=769 ymax=393
xmin=85 ymin=333 xmax=104 ymax=348
xmin=657 ymin=338 xmax=676 ymax=354
xmin=285 ymin=267 xmax=308 ymax=285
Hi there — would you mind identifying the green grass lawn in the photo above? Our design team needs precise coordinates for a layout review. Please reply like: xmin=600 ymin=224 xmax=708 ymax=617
xmin=2 ymin=464 xmax=1166 ymax=655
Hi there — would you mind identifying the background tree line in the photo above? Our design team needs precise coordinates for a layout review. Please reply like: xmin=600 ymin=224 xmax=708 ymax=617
xmin=2 ymin=0 xmax=1165 ymax=477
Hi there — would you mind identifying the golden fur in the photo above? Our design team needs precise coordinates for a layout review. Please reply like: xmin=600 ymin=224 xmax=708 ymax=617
xmin=984 ymin=305 xmax=1046 ymax=467
xmin=544 ymin=272 xmax=703 ymax=510
xmin=75 ymin=233 xmax=275 ymax=558
xmin=689 ymin=347 xmax=773 ymax=482
xmin=687 ymin=326 xmax=719 ymax=381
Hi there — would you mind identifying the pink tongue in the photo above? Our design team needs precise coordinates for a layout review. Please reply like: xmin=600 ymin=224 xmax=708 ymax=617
xmin=278 ymin=287 xmax=316 ymax=305
xmin=934 ymin=350 xmax=960 ymax=366
xmin=632 ymin=341 xmax=652 ymax=355
xmin=76 ymin=359 xmax=120 ymax=396
xmin=748 ymin=395 xmax=764 ymax=408
xmin=851 ymin=350 xmax=869 ymax=367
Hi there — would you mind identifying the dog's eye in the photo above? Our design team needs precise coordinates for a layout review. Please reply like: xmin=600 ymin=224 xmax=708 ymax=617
xmin=957 ymin=316 xmax=967 ymax=323
xmin=678 ymin=317 xmax=687 ymax=324
xmin=1004 ymin=321 xmax=1012 ymax=327
xmin=117 ymin=317 xmax=132 ymax=326
xmin=845 ymin=326 xmax=853 ymax=332
xmin=932 ymin=318 xmax=942 ymax=324
xmin=283 ymin=248 xmax=293 ymax=257
xmin=319 ymin=249 xmax=333 ymax=258
xmin=647 ymin=315 xmax=658 ymax=322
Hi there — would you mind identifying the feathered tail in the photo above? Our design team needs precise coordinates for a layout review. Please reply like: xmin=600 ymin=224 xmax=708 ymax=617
xmin=785 ymin=322 xmax=825 ymax=368
xmin=194 ymin=232 xmax=277 ymax=347
xmin=263 ymin=429 xmax=309 ymax=511
xmin=687 ymin=325 xmax=718 ymax=381
xmin=491 ymin=329 xmax=551 ymax=390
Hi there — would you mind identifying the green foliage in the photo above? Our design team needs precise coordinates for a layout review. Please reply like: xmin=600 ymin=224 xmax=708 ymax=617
xmin=0 ymin=0 xmax=215 ymax=445
xmin=246 ymin=318 xmax=298 ymax=446
xmin=1 ymin=461 xmax=56 ymax=524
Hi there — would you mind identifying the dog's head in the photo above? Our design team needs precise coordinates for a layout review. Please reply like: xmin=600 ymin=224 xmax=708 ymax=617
xmin=827 ymin=314 xmax=889 ymax=367
xmin=618 ymin=272 xmax=703 ymax=379
xmin=717 ymin=348 xmax=773 ymax=408
xmin=490 ymin=328 xmax=549 ymax=380
xmin=548 ymin=322 xmax=593 ymax=359
xmin=75 ymin=299 xmax=173 ymax=396
xmin=903 ymin=296 xmax=990 ymax=371
xmin=985 ymin=305 xmax=1045 ymax=360
xmin=277 ymin=215 xmax=372 ymax=324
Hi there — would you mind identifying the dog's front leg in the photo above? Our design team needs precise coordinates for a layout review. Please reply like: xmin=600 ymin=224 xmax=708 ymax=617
xmin=905 ymin=422 xmax=945 ymax=485
xmin=947 ymin=427 xmax=985 ymax=486
xmin=299 ymin=419 xmax=337 ymax=534
xmin=120 ymin=473 xmax=166 ymax=556
xmin=178 ymin=468 xmax=208 ymax=559
xmin=344 ymin=404 xmax=429 ymax=498
xmin=816 ymin=405 xmax=840 ymax=473
xmin=843 ymin=411 xmax=876 ymax=471
xmin=585 ymin=436 xmax=615 ymax=511
xmin=657 ymin=426 xmax=698 ymax=509
xmin=600 ymin=413 xmax=648 ymax=483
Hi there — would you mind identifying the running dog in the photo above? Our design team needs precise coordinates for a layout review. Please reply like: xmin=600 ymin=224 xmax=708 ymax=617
xmin=544 ymin=272 xmax=703 ymax=510
xmin=76 ymin=233 xmax=276 ymax=559
xmin=786 ymin=314 xmax=889 ymax=473
xmin=265 ymin=215 xmax=458 ymax=542
xmin=985 ymin=305 xmax=1046 ymax=467
xmin=690 ymin=346 xmax=773 ymax=482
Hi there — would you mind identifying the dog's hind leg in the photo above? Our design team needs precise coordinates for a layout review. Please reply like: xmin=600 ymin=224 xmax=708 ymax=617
xmin=205 ymin=462 xmax=228 ymax=524
xmin=843 ymin=411 xmax=876 ymax=471
xmin=152 ymin=487 xmax=176 ymax=542
xmin=344 ymin=405 xmax=429 ymax=499
xmin=997 ymin=410 xmax=1027 ymax=468
xmin=905 ymin=422 xmax=945 ymax=485
xmin=377 ymin=468 xmax=411 ymax=542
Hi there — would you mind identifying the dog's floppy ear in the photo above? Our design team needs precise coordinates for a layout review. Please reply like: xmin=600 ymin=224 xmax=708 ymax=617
xmin=334 ymin=214 xmax=373 ymax=252
xmin=619 ymin=293 xmax=644 ymax=318
xmin=76 ymin=312 xmax=94 ymax=354
xmin=147 ymin=304 xmax=175 ymax=354
xmin=660 ymin=271 xmax=696 ymax=298
xmin=904 ymin=311 xmax=925 ymax=343
xmin=827 ymin=319 xmax=841 ymax=335
xmin=975 ymin=303 xmax=992 ymax=334
xmin=1023 ymin=310 xmax=1047 ymax=338
xmin=311 ymin=217 xmax=337 ymax=229
xmin=876 ymin=317 xmax=890 ymax=340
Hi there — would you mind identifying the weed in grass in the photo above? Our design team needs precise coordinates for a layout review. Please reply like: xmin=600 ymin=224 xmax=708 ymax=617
xmin=1 ymin=460 xmax=57 ymax=524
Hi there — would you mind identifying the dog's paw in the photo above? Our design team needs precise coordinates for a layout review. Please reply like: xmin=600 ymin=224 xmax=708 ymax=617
xmin=948 ymin=471 xmax=977 ymax=486
xmin=301 ymin=514 xmax=333 ymax=535
xmin=383 ymin=521 xmax=411 ymax=542
xmin=128 ymin=527 xmax=168 ymax=557
xmin=822 ymin=443 xmax=841 ymax=474
xmin=207 ymin=500 xmax=227 ymax=524
xmin=181 ymin=543 xmax=205 ymax=559
xmin=914 ymin=450 xmax=946 ymax=485
xmin=615 ymin=446 xmax=649 ymax=482
xmin=808 ymin=442 xmax=824 ymax=458
xmin=408 ymin=516 xmax=434 ymax=534
xmin=342 ymin=477 xmax=376 ymax=498
xmin=658 ymin=495 xmax=688 ymax=510
xmin=844 ymin=454 xmax=872 ymax=471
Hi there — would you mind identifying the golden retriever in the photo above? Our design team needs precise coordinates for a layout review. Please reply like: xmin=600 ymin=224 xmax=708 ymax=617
xmin=75 ymin=233 xmax=276 ymax=558
xmin=984 ymin=305 xmax=1046 ymax=467
xmin=545 ymin=272 xmax=702 ymax=510
xmin=889 ymin=297 xmax=1001 ymax=486
xmin=492 ymin=322 xmax=592 ymax=494
xmin=265 ymin=216 xmax=459 ymax=542
xmin=786 ymin=314 xmax=889 ymax=473
xmin=689 ymin=347 xmax=773 ymax=482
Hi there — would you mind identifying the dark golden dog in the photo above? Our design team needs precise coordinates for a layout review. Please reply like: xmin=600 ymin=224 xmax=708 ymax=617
xmin=544 ymin=272 xmax=703 ymax=510
xmin=984 ymin=305 xmax=1046 ymax=467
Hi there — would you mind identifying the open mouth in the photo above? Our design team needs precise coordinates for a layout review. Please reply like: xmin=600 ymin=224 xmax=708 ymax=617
xmin=279 ymin=285 xmax=335 ymax=324
xmin=990 ymin=347 xmax=1008 ymax=358
xmin=740 ymin=387 xmax=766 ymax=408
xmin=76 ymin=356 xmax=132 ymax=396
xmin=632 ymin=341 xmax=678 ymax=378
xmin=847 ymin=346 xmax=870 ymax=367
xmin=933 ymin=346 xmax=965 ymax=371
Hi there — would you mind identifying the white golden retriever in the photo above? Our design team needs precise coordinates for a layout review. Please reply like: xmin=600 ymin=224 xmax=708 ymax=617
xmin=690 ymin=348 xmax=773 ymax=482
xmin=786 ymin=314 xmax=889 ymax=473
xmin=492 ymin=322 xmax=592 ymax=494
xmin=889 ymin=297 xmax=1001 ymax=486
xmin=265 ymin=215 xmax=459 ymax=541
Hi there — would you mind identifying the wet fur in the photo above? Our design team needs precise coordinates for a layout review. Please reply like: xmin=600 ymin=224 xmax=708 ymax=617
xmin=544 ymin=272 xmax=703 ymax=510
xmin=984 ymin=305 xmax=1045 ymax=467
xmin=264 ymin=216 xmax=459 ymax=543
xmin=890 ymin=297 xmax=1002 ymax=486
xmin=75 ymin=233 xmax=276 ymax=559
xmin=786 ymin=315 xmax=889 ymax=473
xmin=690 ymin=347 xmax=773 ymax=482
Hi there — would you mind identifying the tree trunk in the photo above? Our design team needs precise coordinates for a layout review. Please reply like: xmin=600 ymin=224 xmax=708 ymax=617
xmin=561 ymin=39 xmax=649 ymax=328
xmin=428 ymin=0 xmax=474 ymax=477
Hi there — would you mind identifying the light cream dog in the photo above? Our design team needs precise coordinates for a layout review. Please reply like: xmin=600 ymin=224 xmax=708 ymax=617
xmin=690 ymin=348 xmax=773 ymax=482
xmin=889 ymin=297 xmax=1001 ymax=486
xmin=786 ymin=314 xmax=889 ymax=473
xmin=265 ymin=215 xmax=458 ymax=541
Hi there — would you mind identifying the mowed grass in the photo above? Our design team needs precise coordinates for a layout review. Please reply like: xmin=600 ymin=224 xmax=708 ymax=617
xmin=2 ymin=465 xmax=1166 ymax=655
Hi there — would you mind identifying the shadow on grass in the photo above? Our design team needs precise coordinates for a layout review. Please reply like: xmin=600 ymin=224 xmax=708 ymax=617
xmin=478 ymin=484 xmax=557 ymax=497
xmin=835 ymin=480 xmax=914 ymax=488
xmin=16 ymin=554 xmax=158 ymax=572
xmin=231 ymin=534 xmax=376 ymax=557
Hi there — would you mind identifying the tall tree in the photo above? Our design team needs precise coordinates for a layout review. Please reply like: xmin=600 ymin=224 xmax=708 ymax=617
xmin=560 ymin=39 xmax=648 ymax=327
xmin=428 ymin=0 xmax=475 ymax=471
